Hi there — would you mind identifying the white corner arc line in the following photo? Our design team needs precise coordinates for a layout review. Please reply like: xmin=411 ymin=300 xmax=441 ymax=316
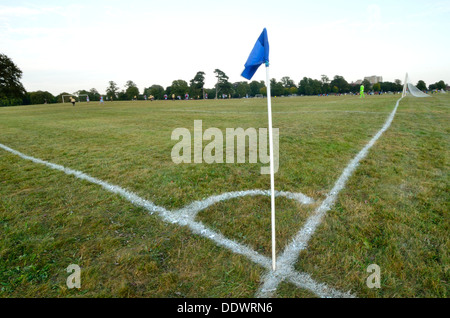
xmin=256 ymin=96 xmax=404 ymax=298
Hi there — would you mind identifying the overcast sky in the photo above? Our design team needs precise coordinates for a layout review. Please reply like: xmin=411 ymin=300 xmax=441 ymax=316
xmin=1 ymin=0 xmax=449 ymax=95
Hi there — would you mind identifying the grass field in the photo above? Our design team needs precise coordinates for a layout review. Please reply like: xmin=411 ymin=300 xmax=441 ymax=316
xmin=0 ymin=93 xmax=448 ymax=298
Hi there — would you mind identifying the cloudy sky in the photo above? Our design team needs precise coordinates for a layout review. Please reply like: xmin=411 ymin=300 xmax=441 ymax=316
xmin=1 ymin=0 xmax=449 ymax=95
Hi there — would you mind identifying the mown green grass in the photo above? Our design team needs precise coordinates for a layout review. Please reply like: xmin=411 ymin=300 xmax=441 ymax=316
xmin=0 ymin=93 xmax=448 ymax=297
xmin=294 ymin=94 xmax=449 ymax=297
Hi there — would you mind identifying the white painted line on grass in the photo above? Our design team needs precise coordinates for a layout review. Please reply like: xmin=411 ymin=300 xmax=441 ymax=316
xmin=0 ymin=142 xmax=350 ymax=297
xmin=161 ymin=109 xmax=389 ymax=115
xmin=1 ymin=97 xmax=402 ymax=298
xmin=256 ymin=96 xmax=404 ymax=297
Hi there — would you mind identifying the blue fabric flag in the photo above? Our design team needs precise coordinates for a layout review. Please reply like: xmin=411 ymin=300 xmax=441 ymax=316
xmin=241 ymin=28 xmax=269 ymax=80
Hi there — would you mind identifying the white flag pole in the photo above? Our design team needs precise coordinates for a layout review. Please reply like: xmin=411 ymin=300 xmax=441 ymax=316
xmin=265 ymin=62 xmax=276 ymax=271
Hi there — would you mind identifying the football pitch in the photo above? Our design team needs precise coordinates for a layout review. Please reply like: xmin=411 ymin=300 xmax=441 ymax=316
xmin=0 ymin=94 xmax=448 ymax=297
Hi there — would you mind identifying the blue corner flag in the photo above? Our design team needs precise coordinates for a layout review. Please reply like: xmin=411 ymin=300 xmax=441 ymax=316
xmin=241 ymin=28 xmax=269 ymax=80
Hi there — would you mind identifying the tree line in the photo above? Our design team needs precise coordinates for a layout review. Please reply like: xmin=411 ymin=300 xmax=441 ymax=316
xmin=1 ymin=53 xmax=448 ymax=106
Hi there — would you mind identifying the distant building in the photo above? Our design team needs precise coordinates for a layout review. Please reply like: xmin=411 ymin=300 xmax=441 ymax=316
xmin=364 ymin=75 xmax=383 ymax=84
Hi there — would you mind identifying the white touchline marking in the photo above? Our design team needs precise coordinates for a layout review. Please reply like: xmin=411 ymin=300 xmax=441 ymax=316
xmin=0 ymin=97 xmax=402 ymax=298
xmin=161 ymin=109 xmax=389 ymax=115
xmin=256 ymin=96 xmax=404 ymax=297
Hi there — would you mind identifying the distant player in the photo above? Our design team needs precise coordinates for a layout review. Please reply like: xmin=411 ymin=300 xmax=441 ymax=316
xmin=86 ymin=96 xmax=90 ymax=103
xmin=360 ymin=84 xmax=365 ymax=98
xmin=100 ymin=96 xmax=104 ymax=104
xmin=164 ymin=94 xmax=167 ymax=100
xmin=70 ymin=97 xmax=76 ymax=106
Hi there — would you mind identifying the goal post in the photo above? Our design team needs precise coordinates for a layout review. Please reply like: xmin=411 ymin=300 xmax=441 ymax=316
xmin=402 ymin=73 xmax=430 ymax=98
xmin=402 ymin=73 xmax=408 ymax=98
xmin=78 ymin=94 xmax=90 ymax=102
xmin=62 ymin=94 xmax=77 ymax=103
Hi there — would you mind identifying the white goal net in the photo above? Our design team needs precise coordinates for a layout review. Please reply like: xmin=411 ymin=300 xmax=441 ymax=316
xmin=402 ymin=73 xmax=430 ymax=98
xmin=62 ymin=94 xmax=90 ymax=103
xmin=78 ymin=94 xmax=90 ymax=102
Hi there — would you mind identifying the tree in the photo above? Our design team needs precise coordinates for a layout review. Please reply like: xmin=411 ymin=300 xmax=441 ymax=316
xmin=310 ymin=79 xmax=323 ymax=95
xmin=298 ymin=77 xmax=310 ymax=95
xmin=106 ymin=81 xmax=119 ymax=99
xmin=165 ymin=85 xmax=172 ymax=98
xmin=394 ymin=81 xmax=403 ymax=92
xmin=416 ymin=80 xmax=427 ymax=91
xmin=89 ymin=88 xmax=100 ymax=101
xmin=270 ymin=78 xmax=284 ymax=96
xmin=249 ymin=80 xmax=264 ymax=97
xmin=280 ymin=76 xmax=296 ymax=95
xmin=189 ymin=71 xmax=205 ymax=98
xmin=429 ymin=80 xmax=447 ymax=90
xmin=436 ymin=80 xmax=447 ymax=90
xmin=298 ymin=77 xmax=320 ymax=95
xmin=125 ymin=80 xmax=139 ymax=100
xmin=320 ymin=75 xmax=330 ymax=94
xmin=0 ymin=53 xmax=26 ymax=106
xmin=379 ymin=81 xmax=400 ymax=93
xmin=260 ymin=86 xmax=267 ymax=96
xmin=280 ymin=76 xmax=295 ymax=88
xmin=332 ymin=86 xmax=339 ymax=94
xmin=29 ymin=91 xmax=55 ymax=105
xmin=117 ymin=90 xmax=128 ymax=101
xmin=373 ymin=82 xmax=381 ymax=92
xmin=321 ymin=74 xmax=330 ymax=84
xmin=214 ymin=69 xmax=232 ymax=98
xmin=204 ymin=88 xmax=216 ymax=99
xmin=330 ymin=75 xmax=350 ymax=93
xmin=171 ymin=79 xmax=189 ymax=98
xmin=233 ymin=81 xmax=250 ymax=98
xmin=144 ymin=84 xmax=165 ymax=100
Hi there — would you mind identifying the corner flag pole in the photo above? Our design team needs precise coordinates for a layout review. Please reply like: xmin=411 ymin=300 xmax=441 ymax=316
xmin=240 ymin=27 xmax=275 ymax=271
xmin=265 ymin=61 xmax=276 ymax=271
